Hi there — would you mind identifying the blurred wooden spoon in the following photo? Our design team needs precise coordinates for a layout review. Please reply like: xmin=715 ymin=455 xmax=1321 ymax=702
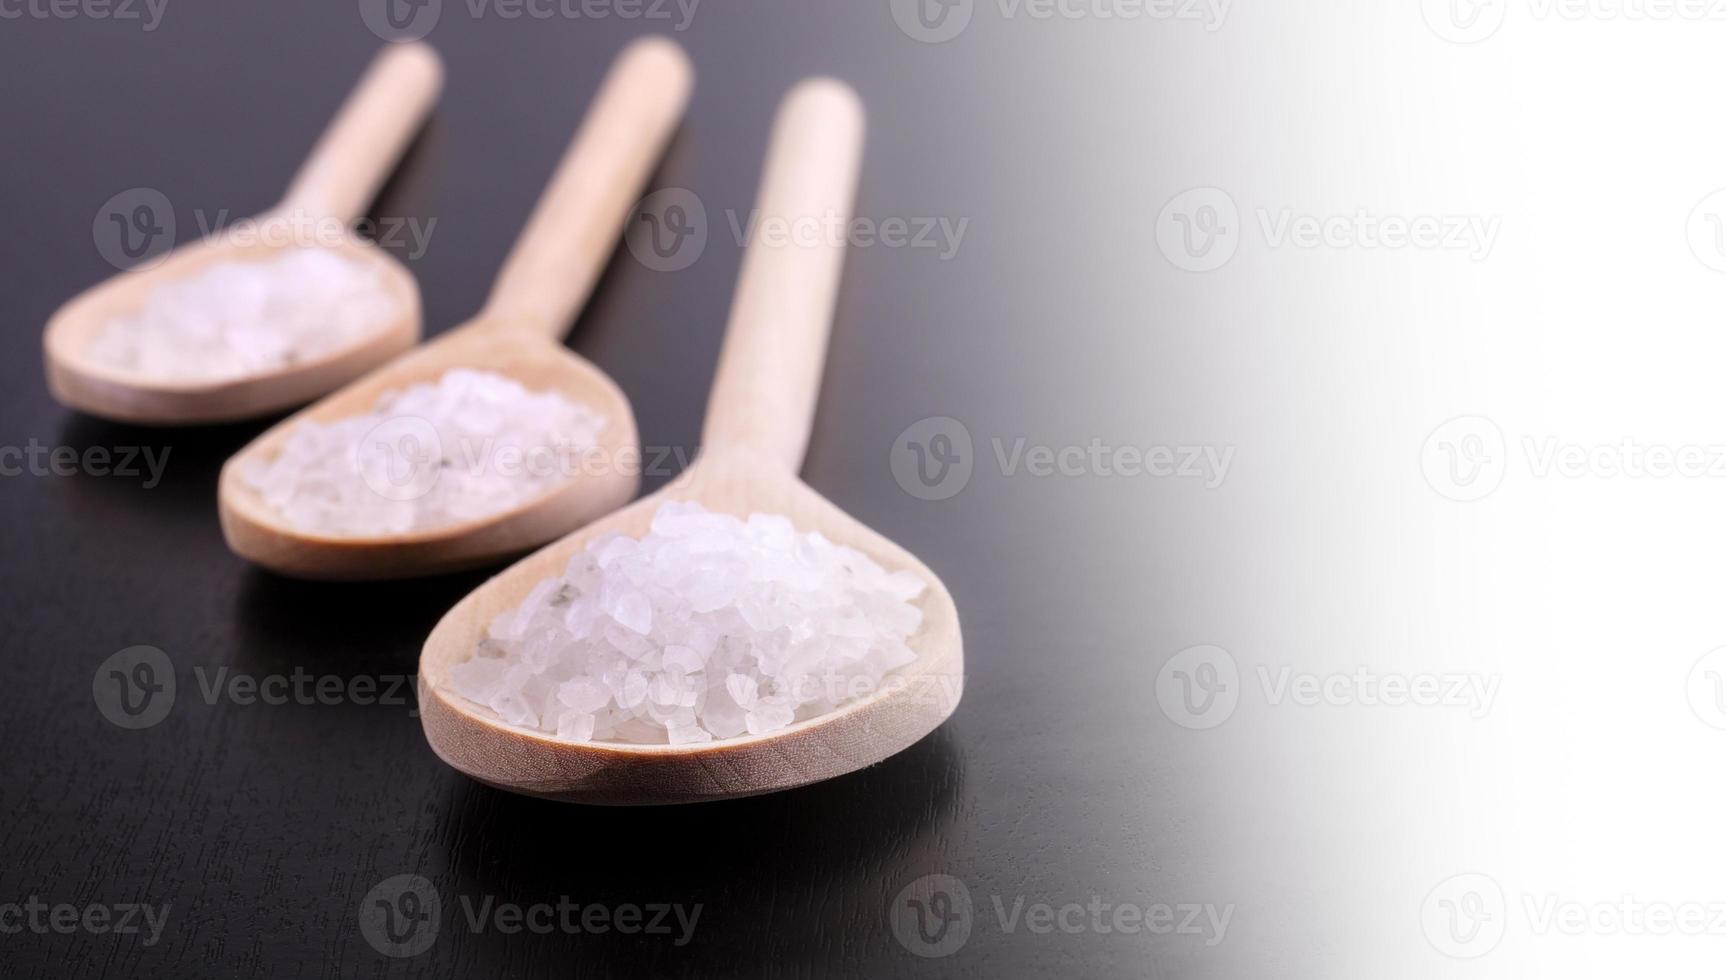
xmin=45 ymin=43 xmax=443 ymax=424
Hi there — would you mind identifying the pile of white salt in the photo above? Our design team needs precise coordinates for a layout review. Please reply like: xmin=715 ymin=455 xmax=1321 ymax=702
xmin=88 ymin=248 xmax=398 ymax=380
xmin=240 ymin=368 xmax=605 ymax=536
xmin=450 ymin=500 xmax=927 ymax=744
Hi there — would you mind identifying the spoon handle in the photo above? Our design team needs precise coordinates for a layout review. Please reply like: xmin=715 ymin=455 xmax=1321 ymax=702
xmin=279 ymin=43 xmax=444 ymax=226
xmin=481 ymin=37 xmax=693 ymax=336
xmin=700 ymin=78 xmax=866 ymax=472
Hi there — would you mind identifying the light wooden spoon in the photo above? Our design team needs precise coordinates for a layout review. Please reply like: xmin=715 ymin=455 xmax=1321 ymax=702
xmin=418 ymin=78 xmax=964 ymax=805
xmin=218 ymin=37 xmax=693 ymax=581
xmin=45 ymin=43 xmax=443 ymax=425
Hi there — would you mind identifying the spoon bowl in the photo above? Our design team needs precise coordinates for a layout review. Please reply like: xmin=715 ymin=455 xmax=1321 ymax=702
xmin=218 ymin=319 xmax=638 ymax=580
xmin=46 ymin=231 xmax=421 ymax=425
xmin=418 ymin=447 xmax=963 ymax=804
xmin=418 ymin=78 xmax=965 ymax=804
xmin=218 ymin=37 xmax=693 ymax=580
xmin=44 ymin=44 xmax=443 ymax=425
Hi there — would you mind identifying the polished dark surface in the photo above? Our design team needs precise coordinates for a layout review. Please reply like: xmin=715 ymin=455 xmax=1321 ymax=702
xmin=0 ymin=3 xmax=1248 ymax=977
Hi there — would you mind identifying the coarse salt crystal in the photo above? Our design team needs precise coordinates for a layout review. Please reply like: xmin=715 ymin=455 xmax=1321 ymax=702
xmin=555 ymin=711 xmax=596 ymax=742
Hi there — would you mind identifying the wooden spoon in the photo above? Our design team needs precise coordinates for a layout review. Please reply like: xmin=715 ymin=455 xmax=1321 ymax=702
xmin=217 ymin=37 xmax=693 ymax=580
xmin=45 ymin=43 xmax=444 ymax=425
xmin=418 ymin=78 xmax=965 ymax=805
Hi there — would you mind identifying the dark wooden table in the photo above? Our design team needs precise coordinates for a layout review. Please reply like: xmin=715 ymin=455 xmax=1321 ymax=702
xmin=1 ymin=2 xmax=1255 ymax=976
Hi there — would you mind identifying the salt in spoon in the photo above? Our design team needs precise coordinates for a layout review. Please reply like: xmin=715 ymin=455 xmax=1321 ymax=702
xmin=218 ymin=37 xmax=693 ymax=580
xmin=417 ymin=78 xmax=964 ymax=804
xmin=45 ymin=43 xmax=443 ymax=424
